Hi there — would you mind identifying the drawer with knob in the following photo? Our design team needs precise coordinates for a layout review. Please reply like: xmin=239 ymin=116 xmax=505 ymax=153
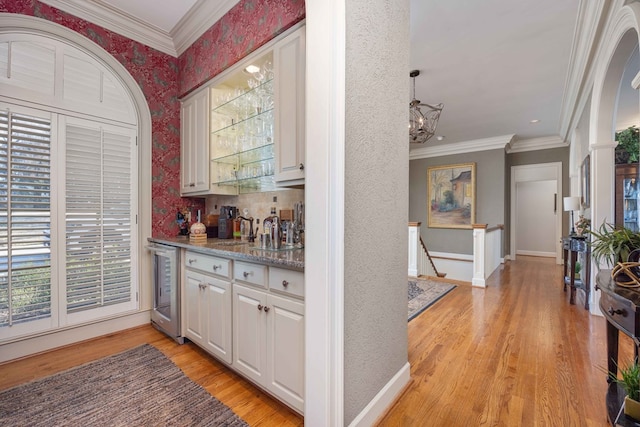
xmin=233 ymin=260 xmax=267 ymax=288
xmin=185 ymin=250 xmax=231 ymax=279
xmin=269 ymin=267 xmax=304 ymax=299
xmin=600 ymin=289 xmax=636 ymax=335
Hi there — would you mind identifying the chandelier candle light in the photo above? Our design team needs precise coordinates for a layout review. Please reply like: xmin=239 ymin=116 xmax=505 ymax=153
xmin=409 ymin=70 xmax=443 ymax=144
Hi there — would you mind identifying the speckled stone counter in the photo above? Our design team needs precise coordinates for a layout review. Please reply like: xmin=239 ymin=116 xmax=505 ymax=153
xmin=148 ymin=236 xmax=304 ymax=272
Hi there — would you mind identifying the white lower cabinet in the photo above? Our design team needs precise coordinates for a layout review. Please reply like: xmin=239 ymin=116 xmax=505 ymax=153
xmin=182 ymin=250 xmax=304 ymax=413
xmin=184 ymin=269 xmax=233 ymax=364
xmin=233 ymin=283 xmax=304 ymax=413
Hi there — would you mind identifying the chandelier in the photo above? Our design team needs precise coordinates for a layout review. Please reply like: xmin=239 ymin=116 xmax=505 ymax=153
xmin=409 ymin=70 xmax=443 ymax=144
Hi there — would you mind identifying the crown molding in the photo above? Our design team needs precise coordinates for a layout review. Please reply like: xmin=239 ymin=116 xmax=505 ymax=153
xmin=558 ymin=0 xmax=610 ymax=141
xmin=172 ymin=0 xmax=239 ymax=56
xmin=39 ymin=0 xmax=178 ymax=56
xmin=506 ymin=136 xmax=568 ymax=153
xmin=409 ymin=134 xmax=514 ymax=160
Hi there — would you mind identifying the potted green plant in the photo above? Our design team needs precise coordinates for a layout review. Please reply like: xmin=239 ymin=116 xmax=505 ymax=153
xmin=574 ymin=261 xmax=582 ymax=279
xmin=610 ymin=359 xmax=640 ymax=420
xmin=615 ymin=126 xmax=640 ymax=164
xmin=589 ymin=222 xmax=640 ymax=267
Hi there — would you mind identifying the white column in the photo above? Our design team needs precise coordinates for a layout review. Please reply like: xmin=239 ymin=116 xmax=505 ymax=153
xmin=590 ymin=143 xmax=616 ymax=316
xmin=408 ymin=222 xmax=421 ymax=277
xmin=472 ymin=224 xmax=487 ymax=288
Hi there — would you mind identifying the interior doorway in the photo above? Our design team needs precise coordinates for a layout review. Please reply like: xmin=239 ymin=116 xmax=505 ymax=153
xmin=515 ymin=180 xmax=558 ymax=257
xmin=510 ymin=162 xmax=563 ymax=263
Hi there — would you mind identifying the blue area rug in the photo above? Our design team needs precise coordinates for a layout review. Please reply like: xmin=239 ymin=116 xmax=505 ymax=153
xmin=408 ymin=278 xmax=456 ymax=321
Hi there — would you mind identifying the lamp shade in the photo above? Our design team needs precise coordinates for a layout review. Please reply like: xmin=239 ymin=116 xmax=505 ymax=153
xmin=563 ymin=196 xmax=581 ymax=212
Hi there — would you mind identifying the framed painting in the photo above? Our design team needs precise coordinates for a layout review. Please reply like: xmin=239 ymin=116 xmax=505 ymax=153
xmin=427 ymin=163 xmax=476 ymax=229
xmin=581 ymin=154 xmax=590 ymax=209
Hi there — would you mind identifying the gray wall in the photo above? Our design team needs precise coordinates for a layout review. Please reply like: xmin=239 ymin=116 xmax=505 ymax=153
xmin=409 ymin=149 xmax=506 ymax=254
xmin=344 ymin=0 xmax=409 ymax=424
xmin=506 ymin=147 xmax=570 ymax=253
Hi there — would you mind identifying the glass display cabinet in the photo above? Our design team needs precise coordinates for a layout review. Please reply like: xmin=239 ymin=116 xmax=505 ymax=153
xmin=210 ymin=51 xmax=276 ymax=194
xmin=616 ymin=163 xmax=639 ymax=231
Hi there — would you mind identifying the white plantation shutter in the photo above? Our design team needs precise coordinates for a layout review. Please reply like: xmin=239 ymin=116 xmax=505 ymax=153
xmin=0 ymin=41 xmax=56 ymax=96
xmin=65 ymin=119 xmax=136 ymax=316
xmin=0 ymin=108 xmax=53 ymax=336
xmin=0 ymin=28 xmax=140 ymax=341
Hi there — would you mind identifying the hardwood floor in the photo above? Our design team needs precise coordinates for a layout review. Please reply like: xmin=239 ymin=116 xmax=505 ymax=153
xmin=378 ymin=255 xmax=623 ymax=427
xmin=0 ymin=326 xmax=304 ymax=426
xmin=0 ymin=256 xmax=627 ymax=426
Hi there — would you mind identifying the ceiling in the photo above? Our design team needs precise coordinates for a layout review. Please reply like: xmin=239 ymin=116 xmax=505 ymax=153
xmin=44 ymin=0 xmax=606 ymax=153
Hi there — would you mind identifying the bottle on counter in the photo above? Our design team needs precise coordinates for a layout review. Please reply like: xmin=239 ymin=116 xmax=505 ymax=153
xmin=233 ymin=216 xmax=241 ymax=239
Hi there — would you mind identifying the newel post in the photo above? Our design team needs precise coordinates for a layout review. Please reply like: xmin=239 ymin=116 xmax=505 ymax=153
xmin=408 ymin=222 xmax=421 ymax=277
xmin=472 ymin=223 xmax=487 ymax=288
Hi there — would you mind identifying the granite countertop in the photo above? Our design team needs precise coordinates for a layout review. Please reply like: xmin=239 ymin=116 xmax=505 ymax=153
xmin=148 ymin=236 xmax=304 ymax=272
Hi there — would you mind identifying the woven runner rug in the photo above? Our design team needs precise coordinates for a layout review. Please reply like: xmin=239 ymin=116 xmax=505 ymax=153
xmin=408 ymin=277 xmax=456 ymax=321
xmin=0 ymin=344 xmax=248 ymax=427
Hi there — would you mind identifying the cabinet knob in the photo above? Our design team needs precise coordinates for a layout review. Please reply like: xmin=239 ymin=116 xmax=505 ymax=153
xmin=188 ymin=258 xmax=196 ymax=264
xmin=282 ymin=280 xmax=289 ymax=287
xmin=243 ymin=271 xmax=252 ymax=278
xmin=198 ymin=283 xmax=205 ymax=290
xmin=264 ymin=306 xmax=270 ymax=313
xmin=213 ymin=265 xmax=221 ymax=271
xmin=299 ymin=163 xmax=304 ymax=170
xmin=189 ymin=183 xmax=195 ymax=187
xmin=257 ymin=304 xmax=263 ymax=311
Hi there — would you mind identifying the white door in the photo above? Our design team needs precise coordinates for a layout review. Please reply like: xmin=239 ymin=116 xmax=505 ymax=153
xmin=233 ymin=284 xmax=267 ymax=384
xmin=510 ymin=162 xmax=563 ymax=263
xmin=204 ymin=278 xmax=233 ymax=364
xmin=267 ymin=293 xmax=305 ymax=412
xmin=515 ymin=180 xmax=558 ymax=257
xmin=184 ymin=270 xmax=204 ymax=344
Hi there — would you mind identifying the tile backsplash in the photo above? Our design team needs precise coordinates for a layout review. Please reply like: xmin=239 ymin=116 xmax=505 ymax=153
xmin=205 ymin=189 xmax=305 ymax=227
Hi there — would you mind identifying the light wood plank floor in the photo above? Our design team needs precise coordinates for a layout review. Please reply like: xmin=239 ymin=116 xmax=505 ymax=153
xmin=379 ymin=255 xmax=624 ymax=427
xmin=0 ymin=256 xmax=628 ymax=426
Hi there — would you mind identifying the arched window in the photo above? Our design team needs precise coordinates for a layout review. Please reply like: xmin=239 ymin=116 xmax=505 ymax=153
xmin=0 ymin=15 xmax=151 ymax=341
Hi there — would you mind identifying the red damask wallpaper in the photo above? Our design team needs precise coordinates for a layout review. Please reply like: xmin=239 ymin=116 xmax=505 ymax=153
xmin=0 ymin=0 xmax=304 ymax=237
xmin=179 ymin=0 xmax=305 ymax=97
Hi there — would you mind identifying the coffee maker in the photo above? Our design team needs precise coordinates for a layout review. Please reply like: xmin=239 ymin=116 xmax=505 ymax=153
xmin=218 ymin=206 xmax=236 ymax=239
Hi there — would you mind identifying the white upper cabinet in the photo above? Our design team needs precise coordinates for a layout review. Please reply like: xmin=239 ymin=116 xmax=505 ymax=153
xmin=180 ymin=88 xmax=210 ymax=195
xmin=273 ymin=26 xmax=306 ymax=186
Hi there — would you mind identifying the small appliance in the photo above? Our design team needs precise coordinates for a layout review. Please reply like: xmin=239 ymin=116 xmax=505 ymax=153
xmin=218 ymin=206 xmax=237 ymax=239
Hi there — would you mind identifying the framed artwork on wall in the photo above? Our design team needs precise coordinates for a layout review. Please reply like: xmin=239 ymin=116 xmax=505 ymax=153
xmin=427 ymin=162 xmax=476 ymax=229
xmin=581 ymin=154 xmax=590 ymax=209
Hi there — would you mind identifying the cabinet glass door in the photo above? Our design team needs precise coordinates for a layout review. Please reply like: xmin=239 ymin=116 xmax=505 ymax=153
xmin=623 ymin=177 xmax=638 ymax=231
xmin=210 ymin=51 xmax=276 ymax=194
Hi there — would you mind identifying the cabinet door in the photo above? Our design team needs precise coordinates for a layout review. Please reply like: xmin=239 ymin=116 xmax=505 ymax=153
xmin=204 ymin=278 xmax=233 ymax=364
xmin=180 ymin=88 xmax=209 ymax=195
xmin=266 ymin=293 xmax=304 ymax=412
xmin=233 ymin=284 xmax=268 ymax=384
xmin=274 ymin=26 xmax=305 ymax=185
xmin=184 ymin=269 xmax=205 ymax=344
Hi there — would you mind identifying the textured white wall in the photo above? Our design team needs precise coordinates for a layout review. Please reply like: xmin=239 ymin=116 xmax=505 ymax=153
xmin=343 ymin=0 xmax=410 ymax=424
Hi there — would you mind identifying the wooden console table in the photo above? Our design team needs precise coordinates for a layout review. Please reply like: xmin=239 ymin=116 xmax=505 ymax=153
xmin=562 ymin=236 xmax=591 ymax=309
xmin=596 ymin=271 xmax=640 ymax=426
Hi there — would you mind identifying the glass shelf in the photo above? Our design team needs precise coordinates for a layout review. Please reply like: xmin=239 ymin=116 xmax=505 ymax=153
xmin=213 ymin=175 xmax=276 ymax=194
xmin=208 ymin=51 xmax=274 ymax=194
xmin=211 ymin=78 xmax=273 ymax=119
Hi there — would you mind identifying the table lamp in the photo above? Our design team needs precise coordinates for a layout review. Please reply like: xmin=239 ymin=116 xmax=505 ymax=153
xmin=563 ymin=196 xmax=581 ymax=236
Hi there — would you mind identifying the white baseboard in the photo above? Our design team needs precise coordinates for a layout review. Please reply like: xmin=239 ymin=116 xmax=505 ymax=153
xmin=348 ymin=362 xmax=410 ymax=427
xmin=516 ymin=250 xmax=555 ymax=258
xmin=0 ymin=311 xmax=151 ymax=363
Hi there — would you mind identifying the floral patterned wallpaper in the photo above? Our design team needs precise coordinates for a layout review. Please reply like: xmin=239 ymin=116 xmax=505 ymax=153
xmin=179 ymin=0 xmax=305 ymax=97
xmin=0 ymin=0 xmax=304 ymax=237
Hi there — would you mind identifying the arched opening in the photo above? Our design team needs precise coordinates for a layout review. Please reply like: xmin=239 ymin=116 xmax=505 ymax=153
xmin=0 ymin=13 xmax=152 ymax=358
